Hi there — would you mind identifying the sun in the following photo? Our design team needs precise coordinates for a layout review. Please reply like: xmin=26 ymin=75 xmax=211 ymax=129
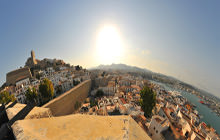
xmin=96 ymin=25 xmax=124 ymax=64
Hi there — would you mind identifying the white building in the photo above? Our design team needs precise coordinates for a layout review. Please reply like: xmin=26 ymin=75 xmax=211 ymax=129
xmin=14 ymin=78 xmax=31 ymax=103
xmin=61 ymin=80 xmax=73 ymax=93
xmin=41 ymin=67 xmax=55 ymax=78
xmin=190 ymin=131 xmax=203 ymax=140
xmin=206 ymin=131 xmax=218 ymax=140
xmin=59 ymin=66 xmax=67 ymax=71
xmin=149 ymin=115 xmax=169 ymax=140
xmin=30 ymin=79 xmax=40 ymax=92
xmin=179 ymin=118 xmax=191 ymax=137
xmin=158 ymin=107 xmax=168 ymax=119
xmin=118 ymin=80 xmax=131 ymax=86
xmin=99 ymin=87 xmax=116 ymax=96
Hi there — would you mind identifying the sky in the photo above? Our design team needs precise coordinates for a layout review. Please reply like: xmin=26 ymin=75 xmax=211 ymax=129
xmin=0 ymin=0 xmax=219 ymax=97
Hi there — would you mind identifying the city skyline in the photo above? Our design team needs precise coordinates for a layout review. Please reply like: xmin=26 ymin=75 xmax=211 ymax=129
xmin=0 ymin=0 xmax=219 ymax=98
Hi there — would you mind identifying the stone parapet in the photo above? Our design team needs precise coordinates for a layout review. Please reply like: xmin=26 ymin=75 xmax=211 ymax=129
xmin=12 ymin=114 xmax=152 ymax=140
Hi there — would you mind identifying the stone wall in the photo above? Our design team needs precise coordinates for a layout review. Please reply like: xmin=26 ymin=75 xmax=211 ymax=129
xmin=43 ymin=80 xmax=91 ymax=116
xmin=12 ymin=114 xmax=152 ymax=140
xmin=6 ymin=102 xmax=52 ymax=120
xmin=6 ymin=67 xmax=32 ymax=85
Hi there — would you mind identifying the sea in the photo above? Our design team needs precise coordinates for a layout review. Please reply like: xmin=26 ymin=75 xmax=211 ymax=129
xmin=150 ymin=81 xmax=220 ymax=134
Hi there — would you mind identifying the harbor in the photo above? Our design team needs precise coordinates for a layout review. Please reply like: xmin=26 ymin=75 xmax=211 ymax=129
xmin=151 ymin=80 xmax=220 ymax=134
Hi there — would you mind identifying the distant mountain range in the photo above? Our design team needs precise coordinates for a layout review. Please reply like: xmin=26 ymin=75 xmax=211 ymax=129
xmin=95 ymin=63 xmax=152 ymax=73
xmin=92 ymin=63 xmax=179 ymax=82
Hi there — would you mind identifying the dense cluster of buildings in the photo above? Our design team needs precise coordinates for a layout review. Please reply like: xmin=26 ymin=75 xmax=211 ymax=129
xmin=0 ymin=51 xmax=90 ymax=104
xmin=149 ymin=86 xmax=220 ymax=140
xmin=78 ymin=70 xmax=220 ymax=140
xmin=85 ymin=72 xmax=145 ymax=116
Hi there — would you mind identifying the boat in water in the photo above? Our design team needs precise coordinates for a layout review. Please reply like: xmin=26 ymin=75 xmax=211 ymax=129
xmin=199 ymin=100 xmax=205 ymax=104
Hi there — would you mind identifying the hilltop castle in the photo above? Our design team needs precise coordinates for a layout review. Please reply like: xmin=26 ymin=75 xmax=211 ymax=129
xmin=6 ymin=51 xmax=67 ymax=86
xmin=25 ymin=50 xmax=65 ymax=69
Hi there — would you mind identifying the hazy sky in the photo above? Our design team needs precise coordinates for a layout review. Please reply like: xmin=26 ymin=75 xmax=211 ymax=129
xmin=0 ymin=0 xmax=219 ymax=97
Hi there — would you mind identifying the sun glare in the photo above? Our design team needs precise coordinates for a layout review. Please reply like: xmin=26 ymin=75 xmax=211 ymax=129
xmin=96 ymin=25 xmax=123 ymax=64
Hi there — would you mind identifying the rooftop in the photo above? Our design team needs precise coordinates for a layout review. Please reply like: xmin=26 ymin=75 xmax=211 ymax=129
xmin=155 ymin=117 xmax=162 ymax=123
xmin=12 ymin=114 xmax=151 ymax=140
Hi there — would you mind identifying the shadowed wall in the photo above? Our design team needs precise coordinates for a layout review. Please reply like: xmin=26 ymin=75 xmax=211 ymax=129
xmin=43 ymin=80 xmax=91 ymax=116
xmin=6 ymin=67 xmax=32 ymax=85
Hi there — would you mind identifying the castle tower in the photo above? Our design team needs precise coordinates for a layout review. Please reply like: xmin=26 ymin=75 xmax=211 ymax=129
xmin=31 ymin=50 xmax=37 ymax=65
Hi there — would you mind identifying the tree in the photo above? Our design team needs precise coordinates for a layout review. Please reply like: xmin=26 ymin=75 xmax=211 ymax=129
xmin=140 ymin=84 xmax=156 ymax=117
xmin=73 ymin=80 xmax=80 ymax=86
xmin=0 ymin=83 xmax=6 ymax=91
xmin=25 ymin=87 xmax=38 ymax=105
xmin=55 ymin=85 xmax=62 ymax=95
xmin=0 ymin=91 xmax=16 ymax=104
xmin=90 ymin=99 xmax=98 ymax=107
xmin=101 ymin=71 xmax=105 ymax=77
xmin=75 ymin=65 xmax=81 ymax=71
xmin=39 ymin=78 xmax=54 ymax=103
xmin=96 ymin=89 xmax=104 ymax=97
xmin=74 ymin=101 xmax=81 ymax=110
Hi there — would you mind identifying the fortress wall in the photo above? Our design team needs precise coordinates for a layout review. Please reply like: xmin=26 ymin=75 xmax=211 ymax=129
xmin=43 ymin=80 xmax=91 ymax=116
xmin=6 ymin=67 xmax=32 ymax=85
